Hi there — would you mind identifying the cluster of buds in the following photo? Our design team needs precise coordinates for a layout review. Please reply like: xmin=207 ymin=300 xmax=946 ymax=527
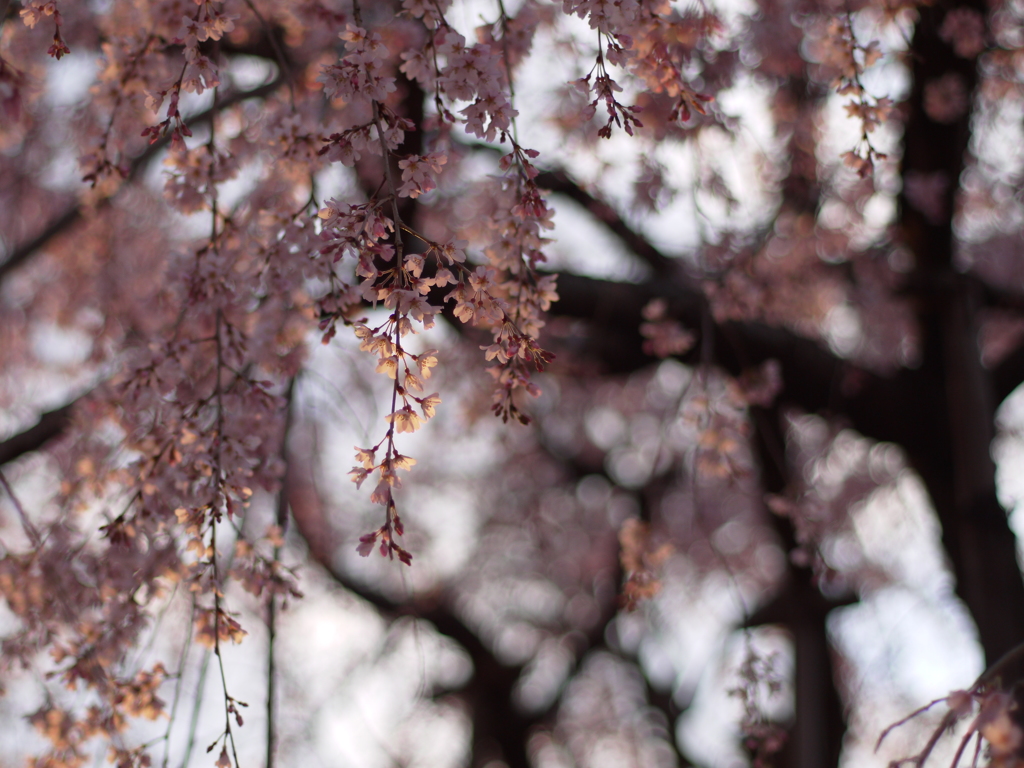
xmin=356 ymin=497 xmax=412 ymax=565
xmin=20 ymin=1 xmax=69 ymax=59
xmin=485 ymin=317 xmax=554 ymax=424
xmin=815 ymin=16 xmax=893 ymax=177
xmin=318 ymin=25 xmax=397 ymax=104
xmin=571 ymin=33 xmax=644 ymax=139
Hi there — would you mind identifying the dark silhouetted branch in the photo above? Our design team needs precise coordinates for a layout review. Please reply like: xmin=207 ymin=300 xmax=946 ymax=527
xmin=536 ymin=169 xmax=680 ymax=279
xmin=0 ymin=77 xmax=284 ymax=286
xmin=284 ymin=450 xmax=533 ymax=768
xmin=0 ymin=401 xmax=75 ymax=467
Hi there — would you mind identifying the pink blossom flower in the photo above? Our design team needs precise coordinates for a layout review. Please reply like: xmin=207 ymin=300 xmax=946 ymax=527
xmin=387 ymin=406 xmax=423 ymax=433
xmin=418 ymin=392 xmax=441 ymax=419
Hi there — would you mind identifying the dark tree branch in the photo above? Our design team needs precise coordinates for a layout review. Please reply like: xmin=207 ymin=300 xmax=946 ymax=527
xmin=536 ymin=170 xmax=680 ymax=279
xmin=552 ymin=259 xmax=1024 ymax=661
xmin=284 ymin=448 xmax=534 ymax=768
xmin=530 ymin=40 xmax=1024 ymax=662
xmin=0 ymin=401 xmax=76 ymax=467
xmin=746 ymin=404 xmax=851 ymax=768
xmin=266 ymin=379 xmax=296 ymax=768
xmin=551 ymin=271 xmax=920 ymax=444
xmin=993 ymin=343 xmax=1024 ymax=404
xmin=0 ymin=206 xmax=85 ymax=285
xmin=894 ymin=0 xmax=1024 ymax=662
xmin=0 ymin=76 xmax=285 ymax=286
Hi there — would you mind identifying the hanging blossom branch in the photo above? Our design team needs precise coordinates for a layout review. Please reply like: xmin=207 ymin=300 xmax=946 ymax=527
xmin=391 ymin=0 xmax=560 ymax=417
xmin=19 ymin=0 xmax=69 ymax=59
xmin=562 ymin=0 xmax=718 ymax=127
xmin=480 ymin=139 xmax=558 ymax=424
xmin=198 ymin=100 xmax=246 ymax=768
xmin=316 ymin=3 xmax=437 ymax=566
xmin=829 ymin=12 xmax=894 ymax=178
xmin=82 ymin=33 xmax=159 ymax=187
xmin=570 ymin=28 xmax=645 ymax=138
xmin=314 ymin=0 xmax=557 ymax=562
xmin=0 ymin=3 xmax=307 ymax=763
xmin=140 ymin=3 xmax=236 ymax=154
xmin=467 ymin=0 xmax=558 ymax=423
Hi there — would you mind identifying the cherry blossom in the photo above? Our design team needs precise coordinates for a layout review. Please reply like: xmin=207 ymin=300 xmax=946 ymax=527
xmin=4 ymin=0 xmax=1021 ymax=766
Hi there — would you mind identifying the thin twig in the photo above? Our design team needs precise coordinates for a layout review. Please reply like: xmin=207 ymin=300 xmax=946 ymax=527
xmin=180 ymin=648 xmax=213 ymax=768
xmin=875 ymin=697 xmax=948 ymax=751
xmin=266 ymin=377 xmax=296 ymax=768
xmin=949 ymin=727 xmax=977 ymax=768
xmin=211 ymin=306 xmax=243 ymax=768
xmin=0 ymin=467 xmax=42 ymax=548
xmin=970 ymin=728 xmax=982 ymax=768
xmin=370 ymin=101 xmax=404 ymax=260
xmin=240 ymin=0 xmax=295 ymax=107
xmin=265 ymin=570 xmax=278 ymax=768
xmin=162 ymin=594 xmax=196 ymax=768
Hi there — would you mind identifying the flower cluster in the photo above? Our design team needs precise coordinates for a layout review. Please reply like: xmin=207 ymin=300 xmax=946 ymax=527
xmin=730 ymin=644 xmax=788 ymax=768
xmin=399 ymin=25 xmax=519 ymax=140
xmin=311 ymin=0 xmax=559 ymax=553
xmin=639 ymin=298 xmax=696 ymax=358
xmin=562 ymin=0 xmax=718 ymax=128
xmin=164 ymin=144 xmax=238 ymax=213
xmin=175 ymin=2 xmax=235 ymax=94
xmin=20 ymin=0 xmax=69 ymax=59
xmin=618 ymin=518 xmax=673 ymax=610
xmin=398 ymin=152 xmax=448 ymax=198
xmin=571 ymin=45 xmax=644 ymax=138
xmin=319 ymin=25 xmax=397 ymax=104
xmin=809 ymin=16 xmax=893 ymax=177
